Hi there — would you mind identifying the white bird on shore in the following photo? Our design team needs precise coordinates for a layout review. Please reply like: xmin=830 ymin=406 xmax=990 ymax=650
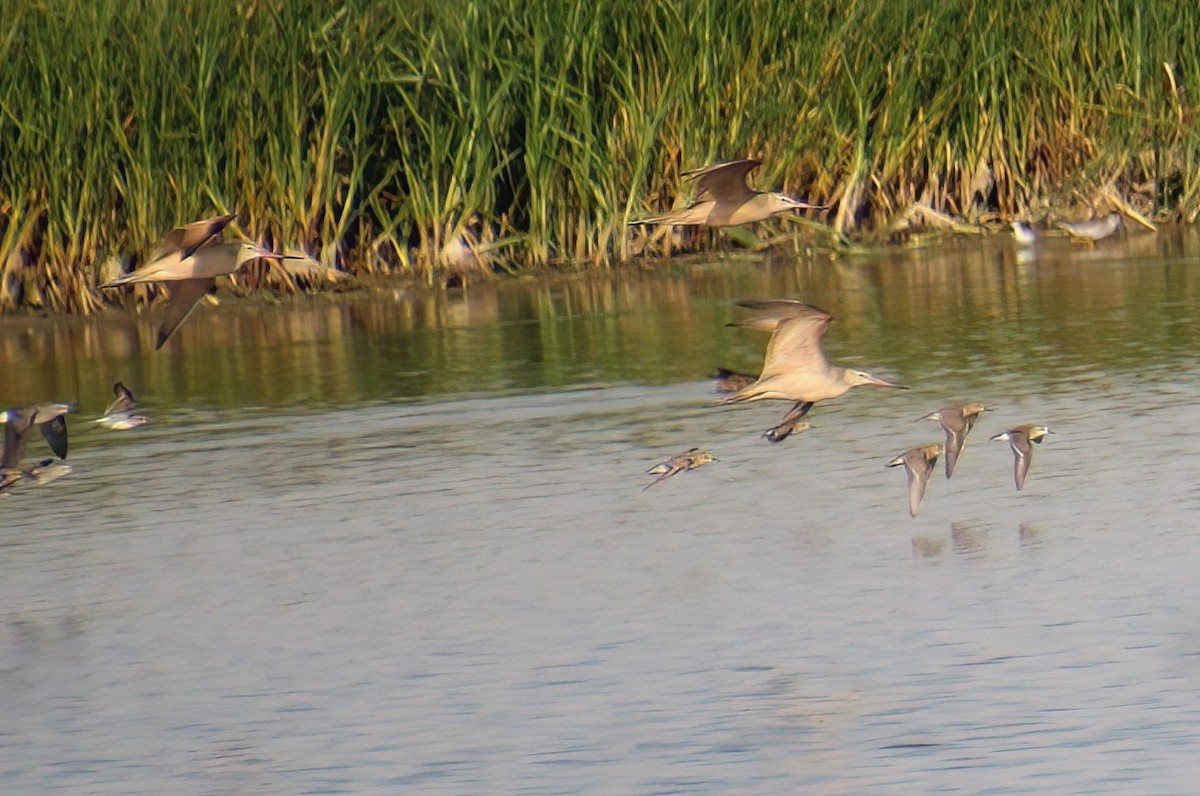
xmin=1055 ymin=212 xmax=1123 ymax=243
xmin=1010 ymin=220 xmax=1037 ymax=247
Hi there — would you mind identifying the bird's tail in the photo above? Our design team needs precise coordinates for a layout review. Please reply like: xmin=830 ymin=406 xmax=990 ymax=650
xmin=99 ymin=272 xmax=135 ymax=288
xmin=100 ymin=269 xmax=159 ymax=288
xmin=628 ymin=214 xmax=673 ymax=226
xmin=628 ymin=206 xmax=696 ymax=226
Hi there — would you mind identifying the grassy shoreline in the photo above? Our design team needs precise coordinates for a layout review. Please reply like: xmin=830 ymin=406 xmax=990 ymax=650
xmin=3 ymin=0 xmax=1198 ymax=313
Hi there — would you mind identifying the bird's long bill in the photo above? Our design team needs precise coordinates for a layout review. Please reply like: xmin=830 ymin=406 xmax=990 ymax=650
xmin=253 ymin=247 xmax=285 ymax=261
xmin=868 ymin=376 xmax=908 ymax=389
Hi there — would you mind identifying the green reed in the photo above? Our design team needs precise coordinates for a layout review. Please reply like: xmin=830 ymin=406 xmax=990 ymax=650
xmin=2 ymin=0 xmax=1199 ymax=313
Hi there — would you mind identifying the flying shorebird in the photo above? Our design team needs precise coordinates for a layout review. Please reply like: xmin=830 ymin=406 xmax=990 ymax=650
xmin=886 ymin=444 xmax=943 ymax=517
xmin=633 ymin=159 xmax=820 ymax=227
xmin=919 ymin=402 xmax=990 ymax=479
xmin=719 ymin=300 xmax=906 ymax=442
xmin=767 ymin=415 xmax=813 ymax=443
xmin=1055 ymin=212 xmax=1123 ymax=243
xmin=1 ymin=403 xmax=75 ymax=475
xmin=94 ymin=382 xmax=148 ymax=430
xmin=709 ymin=367 xmax=757 ymax=394
xmin=0 ymin=454 xmax=74 ymax=493
xmin=100 ymin=214 xmax=286 ymax=349
xmin=644 ymin=448 xmax=718 ymax=490
xmin=990 ymin=424 xmax=1052 ymax=491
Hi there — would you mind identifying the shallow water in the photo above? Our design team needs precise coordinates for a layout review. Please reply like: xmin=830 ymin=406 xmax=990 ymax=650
xmin=4 ymin=231 xmax=1200 ymax=793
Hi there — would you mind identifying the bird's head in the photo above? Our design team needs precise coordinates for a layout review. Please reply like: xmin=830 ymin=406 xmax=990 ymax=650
xmin=234 ymin=242 xmax=285 ymax=267
xmin=766 ymin=192 xmax=823 ymax=215
xmin=846 ymin=370 xmax=906 ymax=389
xmin=1028 ymin=425 xmax=1052 ymax=443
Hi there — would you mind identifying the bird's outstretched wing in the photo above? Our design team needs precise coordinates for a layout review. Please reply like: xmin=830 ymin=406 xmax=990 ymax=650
xmin=39 ymin=415 xmax=69 ymax=459
xmin=104 ymin=382 xmax=138 ymax=416
xmin=155 ymin=278 xmax=216 ymax=349
xmin=150 ymin=214 xmax=237 ymax=261
xmin=684 ymin=160 xmax=760 ymax=203
xmin=730 ymin=300 xmax=834 ymax=380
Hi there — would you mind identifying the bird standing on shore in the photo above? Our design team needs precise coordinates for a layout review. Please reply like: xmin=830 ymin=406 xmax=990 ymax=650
xmin=634 ymin=159 xmax=820 ymax=227
xmin=719 ymin=300 xmax=905 ymax=442
xmin=1055 ymin=212 xmax=1123 ymax=243
xmin=1010 ymin=220 xmax=1037 ymax=247
xmin=100 ymin=214 xmax=285 ymax=349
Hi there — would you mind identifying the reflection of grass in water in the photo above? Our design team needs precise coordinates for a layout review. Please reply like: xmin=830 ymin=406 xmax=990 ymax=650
xmin=4 ymin=1 xmax=1200 ymax=311
xmin=3 ymin=236 xmax=1200 ymax=413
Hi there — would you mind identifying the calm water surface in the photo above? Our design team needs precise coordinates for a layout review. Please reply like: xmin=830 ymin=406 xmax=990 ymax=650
xmin=3 ymin=232 xmax=1200 ymax=793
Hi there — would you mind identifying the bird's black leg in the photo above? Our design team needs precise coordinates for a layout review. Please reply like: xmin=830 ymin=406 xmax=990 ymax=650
xmin=764 ymin=401 xmax=813 ymax=443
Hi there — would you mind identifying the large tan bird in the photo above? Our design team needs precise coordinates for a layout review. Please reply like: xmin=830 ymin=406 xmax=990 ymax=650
xmin=720 ymin=300 xmax=905 ymax=441
xmin=635 ymin=159 xmax=819 ymax=227
xmin=101 ymin=214 xmax=284 ymax=349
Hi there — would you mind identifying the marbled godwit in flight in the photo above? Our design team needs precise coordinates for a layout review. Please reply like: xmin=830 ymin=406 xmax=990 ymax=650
xmin=719 ymin=300 xmax=906 ymax=441
xmin=634 ymin=159 xmax=819 ymax=227
xmin=100 ymin=214 xmax=286 ymax=349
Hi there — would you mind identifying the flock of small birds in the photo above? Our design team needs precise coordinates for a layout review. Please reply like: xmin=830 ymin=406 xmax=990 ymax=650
xmin=5 ymin=160 xmax=1096 ymax=508
xmin=1 ymin=383 xmax=146 ymax=495
xmin=3 ymin=214 xmax=271 ymax=496
xmin=643 ymin=300 xmax=1052 ymax=515
xmin=628 ymin=158 xmax=1075 ymax=511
